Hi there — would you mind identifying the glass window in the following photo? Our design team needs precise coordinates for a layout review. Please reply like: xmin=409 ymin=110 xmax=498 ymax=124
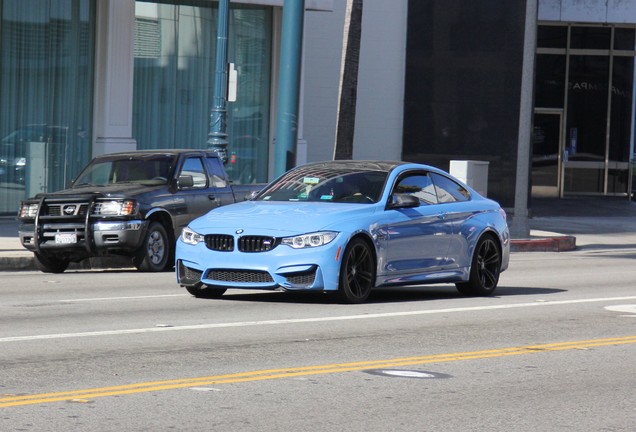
xmin=534 ymin=54 xmax=566 ymax=108
xmin=256 ymin=164 xmax=388 ymax=204
xmin=570 ymin=26 xmax=611 ymax=50
xmin=180 ymin=157 xmax=207 ymax=188
xmin=430 ymin=172 xmax=470 ymax=202
xmin=567 ymin=55 xmax=609 ymax=163
xmin=393 ymin=173 xmax=437 ymax=204
xmin=609 ymin=57 xmax=634 ymax=165
xmin=0 ymin=0 xmax=95 ymax=215
xmin=205 ymin=156 xmax=228 ymax=188
xmin=537 ymin=25 xmax=567 ymax=49
xmin=614 ymin=28 xmax=636 ymax=51
xmin=132 ymin=2 xmax=272 ymax=185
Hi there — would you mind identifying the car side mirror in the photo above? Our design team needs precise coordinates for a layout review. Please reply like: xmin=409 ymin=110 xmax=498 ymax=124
xmin=177 ymin=175 xmax=194 ymax=189
xmin=387 ymin=193 xmax=420 ymax=209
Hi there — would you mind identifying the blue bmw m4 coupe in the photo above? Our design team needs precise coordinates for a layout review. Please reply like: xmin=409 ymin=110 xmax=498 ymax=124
xmin=176 ymin=160 xmax=510 ymax=303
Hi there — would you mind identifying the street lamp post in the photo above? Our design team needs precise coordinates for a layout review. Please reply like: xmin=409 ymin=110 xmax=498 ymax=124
xmin=207 ymin=0 xmax=230 ymax=163
xmin=274 ymin=0 xmax=305 ymax=177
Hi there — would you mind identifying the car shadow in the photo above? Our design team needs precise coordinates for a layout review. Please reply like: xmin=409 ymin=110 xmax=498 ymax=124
xmin=202 ymin=285 xmax=565 ymax=305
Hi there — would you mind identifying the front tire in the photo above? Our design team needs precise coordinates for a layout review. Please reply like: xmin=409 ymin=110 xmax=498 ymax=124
xmin=34 ymin=252 xmax=70 ymax=273
xmin=134 ymin=222 xmax=170 ymax=272
xmin=456 ymin=234 xmax=502 ymax=296
xmin=337 ymin=238 xmax=375 ymax=304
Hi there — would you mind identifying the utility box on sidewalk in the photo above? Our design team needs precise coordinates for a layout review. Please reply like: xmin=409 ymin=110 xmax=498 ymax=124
xmin=450 ymin=160 xmax=489 ymax=197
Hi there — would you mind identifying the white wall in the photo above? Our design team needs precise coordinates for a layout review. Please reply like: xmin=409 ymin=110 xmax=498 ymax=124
xmin=303 ymin=0 xmax=407 ymax=163
xmin=539 ymin=0 xmax=636 ymax=23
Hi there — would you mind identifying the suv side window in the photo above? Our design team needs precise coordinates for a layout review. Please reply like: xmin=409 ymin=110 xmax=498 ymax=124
xmin=430 ymin=172 xmax=470 ymax=203
xmin=393 ymin=173 xmax=438 ymax=204
xmin=181 ymin=157 xmax=208 ymax=188
xmin=205 ymin=156 xmax=228 ymax=188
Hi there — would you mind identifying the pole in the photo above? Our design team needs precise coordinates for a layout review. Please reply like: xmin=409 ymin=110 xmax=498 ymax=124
xmin=207 ymin=0 xmax=230 ymax=163
xmin=274 ymin=0 xmax=305 ymax=177
xmin=510 ymin=0 xmax=537 ymax=238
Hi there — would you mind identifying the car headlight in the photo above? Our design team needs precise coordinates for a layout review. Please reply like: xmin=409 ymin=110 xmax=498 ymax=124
xmin=19 ymin=203 xmax=39 ymax=218
xmin=95 ymin=200 xmax=136 ymax=216
xmin=281 ymin=231 xmax=338 ymax=249
xmin=181 ymin=226 xmax=205 ymax=245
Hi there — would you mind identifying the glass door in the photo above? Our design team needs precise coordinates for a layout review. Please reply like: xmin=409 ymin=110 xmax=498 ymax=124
xmin=532 ymin=109 xmax=564 ymax=198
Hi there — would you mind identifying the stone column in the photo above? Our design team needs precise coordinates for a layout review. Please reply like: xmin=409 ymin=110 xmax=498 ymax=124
xmin=92 ymin=0 xmax=137 ymax=156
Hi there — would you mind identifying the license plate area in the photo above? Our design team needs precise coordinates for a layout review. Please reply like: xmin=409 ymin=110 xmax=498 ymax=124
xmin=55 ymin=233 xmax=77 ymax=244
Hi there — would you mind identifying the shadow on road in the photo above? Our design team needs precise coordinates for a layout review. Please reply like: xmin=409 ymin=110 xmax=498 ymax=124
xmin=192 ymin=285 xmax=565 ymax=305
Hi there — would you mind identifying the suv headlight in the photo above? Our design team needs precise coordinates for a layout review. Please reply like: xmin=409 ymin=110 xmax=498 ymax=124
xmin=181 ymin=227 xmax=205 ymax=245
xmin=95 ymin=200 xmax=136 ymax=216
xmin=281 ymin=231 xmax=338 ymax=249
xmin=19 ymin=202 xmax=39 ymax=218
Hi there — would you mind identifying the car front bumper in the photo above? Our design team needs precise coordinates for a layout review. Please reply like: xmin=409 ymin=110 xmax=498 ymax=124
xmin=18 ymin=220 xmax=147 ymax=253
xmin=176 ymin=236 xmax=345 ymax=292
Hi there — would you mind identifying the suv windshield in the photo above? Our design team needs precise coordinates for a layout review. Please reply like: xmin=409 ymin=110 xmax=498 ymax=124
xmin=256 ymin=165 xmax=388 ymax=204
xmin=73 ymin=156 xmax=173 ymax=187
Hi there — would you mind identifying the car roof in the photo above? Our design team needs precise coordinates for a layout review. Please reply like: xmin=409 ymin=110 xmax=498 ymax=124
xmin=297 ymin=160 xmax=408 ymax=172
xmin=93 ymin=149 xmax=218 ymax=159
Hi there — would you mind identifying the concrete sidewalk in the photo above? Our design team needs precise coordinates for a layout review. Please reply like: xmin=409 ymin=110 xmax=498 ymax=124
xmin=1 ymin=196 xmax=636 ymax=271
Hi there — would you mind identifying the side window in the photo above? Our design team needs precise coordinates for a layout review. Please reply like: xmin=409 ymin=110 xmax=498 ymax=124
xmin=181 ymin=157 xmax=208 ymax=188
xmin=430 ymin=172 xmax=470 ymax=203
xmin=393 ymin=173 xmax=438 ymax=204
xmin=205 ymin=157 xmax=228 ymax=188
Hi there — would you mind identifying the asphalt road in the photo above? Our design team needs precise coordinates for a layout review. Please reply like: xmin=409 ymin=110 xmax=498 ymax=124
xmin=1 ymin=247 xmax=636 ymax=432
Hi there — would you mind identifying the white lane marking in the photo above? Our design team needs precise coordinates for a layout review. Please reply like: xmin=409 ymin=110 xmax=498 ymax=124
xmin=3 ymin=295 xmax=636 ymax=344
xmin=59 ymin=294 xmax=187 ymax=303
xmin=605 ymin=304 xmax=636 ymax=316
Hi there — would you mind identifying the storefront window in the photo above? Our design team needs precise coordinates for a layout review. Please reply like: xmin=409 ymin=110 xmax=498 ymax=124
xmin=132 ymin=2 xmax=272 ymax=184
xmin=535 ymin=54 xmax=566 ymax=108
xmin=537 ymin=25 xmax=567 ymax=49
xmin=535 ymin=24 xmax=636 ymax=197
xmin=564 ymin=55 xmax=609 ymax=193
xmin=0 ymin=0 xmax=94 ymax=215
xmin=614 ymin=28 xmax=635 ymax=51
xmin=570 ymin=26 xmax=611 ymax=50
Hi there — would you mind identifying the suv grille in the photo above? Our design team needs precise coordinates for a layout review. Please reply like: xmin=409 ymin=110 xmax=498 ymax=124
xmin=45 ymin=203 xmax=89 ymax=217
xmin=36 ymin=199 xmax=92 ymax=249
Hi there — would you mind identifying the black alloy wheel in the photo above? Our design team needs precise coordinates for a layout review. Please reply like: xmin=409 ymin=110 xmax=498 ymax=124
xmin=337 ymin=238 xmax=375 ymax=304
xmin=456 ymin=235 xmax=501 ymax=296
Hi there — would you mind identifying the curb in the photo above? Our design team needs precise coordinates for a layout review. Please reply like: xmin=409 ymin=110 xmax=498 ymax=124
xmin=510 ymin=236 xmax=576 ymax=252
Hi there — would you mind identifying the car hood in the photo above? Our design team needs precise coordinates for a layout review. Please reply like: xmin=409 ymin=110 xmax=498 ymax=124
xmin=189 ymin=201 xmax=377 ymax=235
xmin=34 ymin=183 xmax=166 ymax=199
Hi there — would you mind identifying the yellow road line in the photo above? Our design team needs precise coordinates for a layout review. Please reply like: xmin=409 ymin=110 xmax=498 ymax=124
xmin=2 ymin=335 xmax=636 ymax=408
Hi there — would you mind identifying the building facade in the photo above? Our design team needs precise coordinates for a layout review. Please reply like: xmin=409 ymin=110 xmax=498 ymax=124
xmin=303 ymin=0 xmax=636 ymax=208
xmin=1 ymin=0 xmax=636 ymax=216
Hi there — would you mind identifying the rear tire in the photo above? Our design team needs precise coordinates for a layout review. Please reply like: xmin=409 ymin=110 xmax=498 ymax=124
xmin=185 ymin=285 xmax=227 ymax=299
xmin=134 ymin=222 xmax=170 ymax=272
xmin=456 ymin=234 xmax=501 ymax=296
xmin=337 ymin=238 xmax=375 ymax=304
xmin=34 ymin=252 xmax=69 ymax=274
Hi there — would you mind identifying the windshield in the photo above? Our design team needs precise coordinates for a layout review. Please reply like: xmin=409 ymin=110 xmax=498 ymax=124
xmin=73 ymin=156 xmax=173 ymax=187
xmin=256 ymin=165 xmax=388 ymax=203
